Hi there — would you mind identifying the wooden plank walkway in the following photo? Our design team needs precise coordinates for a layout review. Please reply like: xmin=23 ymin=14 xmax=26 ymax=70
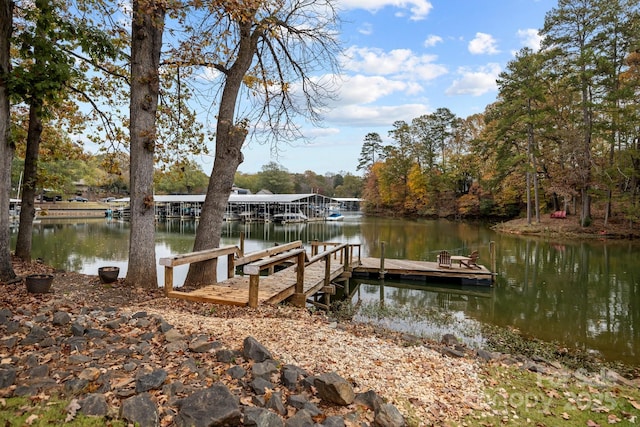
xmin=354 ymin=257 xmax=494 ymax=285
xmin=166 ymin=259 xmax=348 ymax=306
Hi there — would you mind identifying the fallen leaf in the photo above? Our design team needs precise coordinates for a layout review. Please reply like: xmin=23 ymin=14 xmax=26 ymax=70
xmin=607 ymin=414 xmax=621 ymax=424
xmin=561 ymin=412 xmax=570 ymax=420
xmin=629 ymin=399 xmax=640 ymax=410
xmin=25 ymin=414 xmax=38 ymax=425
xmin=65 ymin=399 xmax=81 ymax=423
xmin=587 ymin=420 xmax=600 ymax=427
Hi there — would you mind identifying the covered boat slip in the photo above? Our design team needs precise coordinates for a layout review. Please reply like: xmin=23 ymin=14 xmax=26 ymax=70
xmin=144 ymin=193 xmax=347 ymax=221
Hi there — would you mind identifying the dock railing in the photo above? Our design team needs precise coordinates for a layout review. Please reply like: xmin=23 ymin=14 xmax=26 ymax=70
xmin=309 ymin=241 xmax=362 ymax=268
xmin=242 ymin=247 xmax=306 ymax=308
xmin=159 ymin=245 xmax=240 ymax=295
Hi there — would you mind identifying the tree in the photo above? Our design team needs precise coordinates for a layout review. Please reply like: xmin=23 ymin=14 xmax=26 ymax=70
xmin=357 ymin=132 xmax=384 ymax=172
xmin=12 ymin=0 xmax=76 ymax=261
xmin=126 ymin=0 xmax=165 ymax=288
xmin=155 ymin=160 xmax=209 ymax=195
xmin=495 ymin=48 xmax=548 ymax=224
xmin=541 ymin=0 xmax=600 ymax=226
xmin=183 ymin=0 xmax=341 ymax=285
xmin=258 ymin=162 xmax=294 ymax=194
xmin=11 ymin=0 xmax=121 ymax=261
xmin=0 ymin=0 xmax=15 ymax=282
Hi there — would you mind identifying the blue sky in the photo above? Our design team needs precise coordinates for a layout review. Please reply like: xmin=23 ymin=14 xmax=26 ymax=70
xmin=205 ymin=0 xmax=556 ymax=177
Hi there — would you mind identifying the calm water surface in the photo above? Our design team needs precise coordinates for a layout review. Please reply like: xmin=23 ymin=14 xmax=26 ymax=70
xmin=11 ymin=216 xmax=640 ymax=366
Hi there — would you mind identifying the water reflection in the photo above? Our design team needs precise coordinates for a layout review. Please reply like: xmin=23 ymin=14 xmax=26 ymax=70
xmin=12 ymin=216 xmax=639 ymax=366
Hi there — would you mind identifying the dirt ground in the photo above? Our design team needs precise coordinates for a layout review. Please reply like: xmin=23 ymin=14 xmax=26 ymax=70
xmin=492 ymin=212 xmax=640 ymax=239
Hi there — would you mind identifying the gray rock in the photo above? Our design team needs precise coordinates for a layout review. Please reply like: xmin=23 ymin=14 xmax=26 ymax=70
xmin=136 ymin=369 xmax=168 ymax=393
xmin=226 ymin=365 xmax=246 ymax=379
xmin=21 ymin=326 xmax=50 ymax=345
xmin=265 ymin=391 xmax=287 ymax=416
xmin=175 ymin=384 xmax=241 ymax=427
xmin=252 ymin=359 xmax=279 ymax=380
xmin=166 ymin=340 xmax=188 ymax=353
xmin=281 ymin=364 xmax=308 ymax=391
xmin=284 ymin=409 xmax=314 ymax=427
xmin=288 ymin=394 xmax=321 ymax=416
xmin=52 ymin=311 xmax=71 ymax=326
xmin=164 ymin=328 xmax=184 ymax=343
xmin=476 ymin=348 xmax=495 ymax=361
xmin=80 ymin=393 xmax=109 ymax=417
xmin=441 ymin=333 xmax=459 ymax=346
xmin=104 ymin=318 xmax=125 ymax=329
xmin=243 ymin=406 xmax=284 ymax=427
xmin=250 ymin=377 xmax=274 ymax=395
xmin=85 ymin=328 xmax=106 ymax=339
xmin=158 ymin=321 xmax=174 ymax=333
xmin=132 ymin=311 xmax=148 ymax=319
xmin=322 ymin=416 xmax=346 ymax=427
xmin=68 ymin=354 xmax=92 ymax=364
xmin=0 ymin=366 xmax=17 ymax=388
xmin=70 ymin=322 xmax=85 ymax=336
xmin=314 ymin=372 xmax=355 ymax=406
xmin=64 ymin=378 xmax=89 ymax=395
xmin=243 ymin=336 xmax=273 ymax=362
xmin=29 ymin=364 xmax=49 ymax=378
xmin=189 ymin=336 xmax=221 ymax=353
xmin=120 ymin=393 xmax=159 ymax=427
xmin=354 ymin=390 xmax=383 ymax=412
xmin=373 ymin=403 xmax=405 ymax=427
xmin=441 ymin=347 xmax=465 ymax=358
xmin=0 ymin=308 xmax=11 ymax=323
xmin=216 ymin=348 xmax=241 ymax=363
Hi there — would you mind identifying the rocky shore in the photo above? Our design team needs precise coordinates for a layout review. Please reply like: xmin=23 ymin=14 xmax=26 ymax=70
xmin=1 ymin=258 xmax=639 ymax=426
xmin=0 ymin=260 xmax=488 ymax=426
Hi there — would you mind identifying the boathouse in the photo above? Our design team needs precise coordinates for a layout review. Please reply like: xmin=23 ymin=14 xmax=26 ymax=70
xmin=112 ymin=193 xmax=354 ymax=221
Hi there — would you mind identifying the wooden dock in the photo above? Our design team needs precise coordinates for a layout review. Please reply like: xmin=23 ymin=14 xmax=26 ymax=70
xmin=159 ymin=240 xmax=495 ymax=308
xmin=160 ymin=241 xmax=359 ymax=308
xmin=353 ymin=257 xmax=494 ymax=285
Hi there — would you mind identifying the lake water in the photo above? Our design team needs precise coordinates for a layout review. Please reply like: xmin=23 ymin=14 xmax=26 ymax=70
xmin=12 ymin=216 xmax=640 ymax=366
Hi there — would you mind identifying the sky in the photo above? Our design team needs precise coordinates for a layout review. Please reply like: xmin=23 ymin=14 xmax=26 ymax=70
xmin=202 ymin=0 xmax=557 ymax=177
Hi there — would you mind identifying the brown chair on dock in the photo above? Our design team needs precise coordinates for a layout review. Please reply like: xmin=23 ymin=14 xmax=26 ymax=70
xmin=438 ymin=250 xmax=451 ymax=268
xmin=460 ymin=250 xmax=479 ymax=268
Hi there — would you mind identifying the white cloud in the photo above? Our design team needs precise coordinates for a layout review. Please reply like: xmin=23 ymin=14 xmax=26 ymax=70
xmin=337 ymin=0 xmax=433 ymax=21
xmin=446 ymin=63 xmax=501 ymax=96
xmin=358 ymin=22 xmax=373 ymax=35
xmin=324 ymin=103 xmax=431 ymax=127
xmin=468 ymin=32 xmax=500 ymax=55
xmin=341 ymin=46 xmax=447 ymax=81
xmin=423 ymin=34 xmax=443 ymax=48
xmin=334 ymin=74 xmax=415 ymax=105
xmin=517 ymin=28 xmax=542 ymax=51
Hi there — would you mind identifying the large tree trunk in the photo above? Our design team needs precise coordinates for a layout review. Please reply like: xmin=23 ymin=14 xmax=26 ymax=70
xmin=0 ymin=0 xmax=15 ymax=282
xmin=126 ymin=0 xmax=164 ymax=288
xmin=184 ymin=19 xmax=257 ymax=286
xmin=14 ymin=103 xmax=43 ymax=261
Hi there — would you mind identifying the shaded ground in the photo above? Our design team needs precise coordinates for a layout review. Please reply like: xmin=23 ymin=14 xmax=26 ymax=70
xmin=492 ymin=213 xmax=640 ymax=239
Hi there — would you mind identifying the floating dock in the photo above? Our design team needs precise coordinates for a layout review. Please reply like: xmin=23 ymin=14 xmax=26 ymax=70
xmin=353 ymin=257 xmax=494 ymax=286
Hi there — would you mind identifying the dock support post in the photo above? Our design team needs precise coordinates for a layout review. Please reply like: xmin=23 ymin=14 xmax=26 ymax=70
xmin=379 ymin=241 xmax=386 ymax=279
xmin=248 ymin=274 xmax=259 ymax=308
xmin=489 ymin=241 xmax=496 ymax=283
xmin=164 ymin=267 xmax=173 ymax=296
xmin=240 ymin=232 xmax=245 ymax=256
xmin=227 ymin=253 xmax=235 ymax=279
xmin=291 ymin=251 xmax=306 ymax=307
